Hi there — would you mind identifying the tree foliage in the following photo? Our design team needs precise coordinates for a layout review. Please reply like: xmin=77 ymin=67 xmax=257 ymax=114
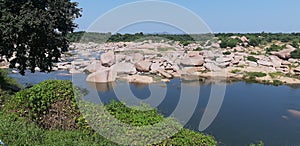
xmin=0 ymin=0 xmax=81 ymax=75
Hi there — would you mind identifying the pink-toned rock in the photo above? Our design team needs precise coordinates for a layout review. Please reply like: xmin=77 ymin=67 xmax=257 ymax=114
xmin=111 ymin=63 xmax=136 ymax=75
xmin=126 ymin=75 xmax=153 ymax=84
xmin=135 ymin=61 xmax=152 ymax=72
xmin=101 ymin=50 xmax=115 ymax=67
xmin=85 ymin=63 xmax=106 ymax=73
xmin=86 ymin=68 xmax=116 ymax=83
xmin=180 ymin=57 xmax=205 ymax=66
xmin=157 ymin=69 xmax=173 ymax=79
xmin=257 ymin=60 xmax=273 ymax=67
xmin=271 ymin=45 xmax=296 ymax=59
xmin=131 ymin=53 xmax=144 ymax=63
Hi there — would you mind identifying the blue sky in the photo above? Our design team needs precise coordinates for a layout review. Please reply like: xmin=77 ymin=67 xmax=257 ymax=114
xmin=72 ymin=0 xmax=300 ymax=33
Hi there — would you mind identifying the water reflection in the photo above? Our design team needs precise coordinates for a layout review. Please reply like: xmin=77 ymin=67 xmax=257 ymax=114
xmin=87 ymin=82 xmax=116 ymax=92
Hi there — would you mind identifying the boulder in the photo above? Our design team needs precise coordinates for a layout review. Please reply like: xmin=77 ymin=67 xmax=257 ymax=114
xmin=288 ymin=58 xmax=298 ymax=63
xmin=204 ymin=63 xmax=221 ymax=71
xmin=150 ymin=62 xmax=162 ymax=71
xmin=180 ymin=57 xmax=205 ymax=66
xmin=101 ymin=50 xmax=116 ymax=67
xmin=116 ymin=54 xmax=126 ymax=63
xmin=85 ymin=63 xmax=106 ymax=73
xmin=216 ymin=57 xmax=232 ymax=63
xmin=281 ymin=60 xmax=291 ymax=65
xmin=135 ymin=61 xmax=152 ymax=72
xmin=86 ymin=68 xmax=116 ymax=83
xmin=257 ymin=60 xmax=273 ymax=67
xmin=269 ymin=55 xmax=282 ymax=68
xmin=131 ymin=53 xmax=144 ymax=63
xmin=126 ymin=75 xmax=153 ymax=84
xmin=217 ymin=62 xmax=231 ymax=68
xmin=271 ymin=45 xmax=296 ymax=60
xmin=246 ymin=61 xmax=258 ymax=67
xmin=111 ymin=63 xmax=136 ymax=75
xmin=157 ymin=69 xmax=173 ymax=79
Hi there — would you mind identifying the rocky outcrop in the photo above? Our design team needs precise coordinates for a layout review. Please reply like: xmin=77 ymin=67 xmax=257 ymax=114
xmin=85 ymin=62 xmax=105 ymax=73
xmin=112 ymin=63 xmax=136 ymax=75
xmin=101 ymin=50 xmax=116 ymax=67
xmin=86 ymin=68 xmax=116 ymax=83
xmin=180 ymin=57 xmax=205 ymax=66
xmin=204 ymin=63 xmax=221 ymax=71
xmin=271 ymin=45 xmax=296 ymax=60
xmin=125 ymin=75 xmax=153 ymax=84
xmin=135 ymin=61 xmax=152 ymax=72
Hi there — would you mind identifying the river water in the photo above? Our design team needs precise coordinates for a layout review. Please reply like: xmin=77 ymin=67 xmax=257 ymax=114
xmin=9 ymin=70 xmax=300 ymax=146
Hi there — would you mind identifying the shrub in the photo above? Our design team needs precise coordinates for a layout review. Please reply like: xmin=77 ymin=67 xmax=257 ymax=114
xmin=291 ymin=49 xmax=300 ymax=59
xmin=15 ymin=80 xmax=85 ymax=130
xmin=266 ymin=44 xmax=285 ymax=54
xmin=231 ymin=69 xmax=241 ymax=74
xmin=247 ymin=56 xmax=258 ymax=62
xmin=272 ymin=80 xmax=283 ymax=86
xmin=220 ymin=38 xmax=241 ymax=48
xmin=194 ymin=47 xmax=203 ymax=51
xmin=223 ymin=51 xmax=231 ymax=55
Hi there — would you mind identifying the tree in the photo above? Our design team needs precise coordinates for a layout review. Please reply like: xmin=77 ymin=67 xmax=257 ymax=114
xmin=0 ymin=0 xmax=81 ymax=75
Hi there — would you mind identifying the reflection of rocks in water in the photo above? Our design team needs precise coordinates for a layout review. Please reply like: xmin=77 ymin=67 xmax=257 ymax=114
xmin=87 ymin=82 xmax=116 ymax=92
xmin=131 ymin=82 xmax=149 ymax=89
xmin=287 ymin=84 xmax=300 ymax=89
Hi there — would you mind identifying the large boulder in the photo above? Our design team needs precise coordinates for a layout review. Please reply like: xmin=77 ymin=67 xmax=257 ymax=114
xmin=204 ymin=63 xmax=221 ymax=71
xmin=216 ymin=57 xmax=232 ymax=63
xmin=111 ymin=63 xmax=136 ymax=75
xmin=157 ymin=69 xmax=173 ymax=79
xmin=101 ymin=50 xmax=116 ymax=67
xmin=86 ymin=68 xmax=116 ymax=83
xmin=269 ymin=55 xmax=282 ymax=68
xmin=135 ymin=61 xmax=152 ymax=72
xmin=85 ymin=62 xmax=106 ymax=73
xmin=150 ymin=62 xmax=162 ymax=71
xmin=271 ymin=45 xmax=296 ymax=60
xmin=126 ymin=75 xmax=153 ymax=84
xmin=180 ymin=57 xmax=205 ymax=66
xmin=257 ymin=60 xmax=273 ymax=67
xmin=131 ymin=53 xmax=144 ymax=63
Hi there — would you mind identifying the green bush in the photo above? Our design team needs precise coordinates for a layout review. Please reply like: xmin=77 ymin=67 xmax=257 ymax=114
xmin=15 ymin=80 xmax=81 ymax=125
xmin=247 ymin=56 xmax=258 ymax=62
xmin=220 ymin=38 xmax=241 ymax=48
xmin=244 ymin=72 xmax=267 ymax=81
xmin=223 ymin=51 xmax=231 ymax=55
xmin=0 ymin=69 xmax=20 ymax=90
xmin=266 ymin=44 xmax=286 ymax=54
xmin=194 ymin=47 xmax=204 ymax=51
xmin=291 ymin=49 xmax=300 ymax=59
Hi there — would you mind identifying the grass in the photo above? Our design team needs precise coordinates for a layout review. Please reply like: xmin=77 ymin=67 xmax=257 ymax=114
xmin=269 ymin=72 xmax=285 ymax=78
xmin=231 ymin=69 xmax=241 ymax=74
xmin=156 ymin=47 xmax=176 ymax=52
xmin=247 ymin=56 xmax=258 ymax=62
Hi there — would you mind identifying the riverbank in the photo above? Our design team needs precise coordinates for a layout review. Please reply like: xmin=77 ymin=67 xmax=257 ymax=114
xmin=48 ymin=37 xmax=300 ymax=86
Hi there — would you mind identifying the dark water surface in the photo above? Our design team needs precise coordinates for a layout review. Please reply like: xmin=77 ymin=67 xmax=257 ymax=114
xmin=10 ymin=71 xmax=300 ymax=146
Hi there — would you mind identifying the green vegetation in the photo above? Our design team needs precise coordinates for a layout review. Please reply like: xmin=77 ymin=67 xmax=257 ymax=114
xmin=269 ymin=72 xmax=285 ymax=78
xmin=250 ymin=141 xmax=264 ymax=146
xmin=194 ymin=47 xmax=204 ymax=51
xmin=0 ymin=75 xmax=216 ymax=146
xmin=157 ymin=48 xmax=176 ymax=52
xmin=247 ymin=56 xmax=258 ymax=62
xmin=0 ymin=69 xmax=20 ymax=90
xmin=231 ymin=69 xmax=241 ymax=74
xmin=266 ymin=44 xmax=286 ymax=54
xmin=219 ymin=38 xmax=241 ymax=48
xmin=291 ymin=49 xmax=300 ymax=59
xmin=244 ymin=72 xmax=267 ymax=81
xmin=0 ymin=0 xmax=81 ymax=75
xmin=272 ymin=80 xmax=284 ymax=86
xmin=223 ymin=51 xmax=232 ymax=55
